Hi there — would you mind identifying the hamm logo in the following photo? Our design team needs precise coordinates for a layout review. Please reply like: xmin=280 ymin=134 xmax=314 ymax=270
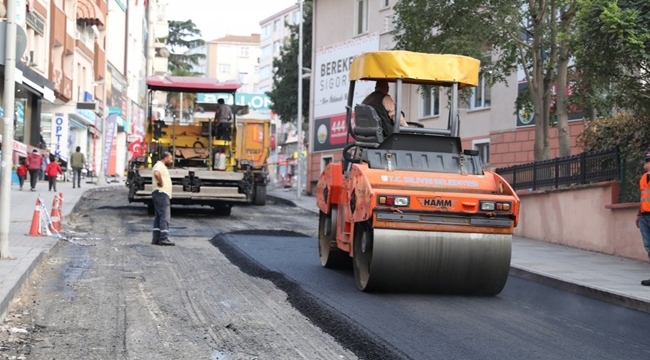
xmin=417 ymin=197 xmax=457 ymax=209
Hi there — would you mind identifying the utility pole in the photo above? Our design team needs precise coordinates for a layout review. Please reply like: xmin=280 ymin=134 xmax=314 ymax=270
xmin=296 ymin=0 xmax=303 ymax=200
xmin=0 ymin=0 xmax=17 ymax=259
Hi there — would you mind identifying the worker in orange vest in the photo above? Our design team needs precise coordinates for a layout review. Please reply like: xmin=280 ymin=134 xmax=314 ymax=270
xmin=638 ymin=150 xmax=650 ymax=286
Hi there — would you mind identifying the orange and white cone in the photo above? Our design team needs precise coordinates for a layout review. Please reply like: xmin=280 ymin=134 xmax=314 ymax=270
xmin=49 ymin=195 xmax=61 ymax=232
xmin=58 ymin=192 xmax=64 ymax=223
xmin=27 ymin=198 xmax=42 ymax=236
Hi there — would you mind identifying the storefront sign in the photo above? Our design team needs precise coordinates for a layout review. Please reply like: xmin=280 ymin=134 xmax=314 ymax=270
xmin=312 ymin=34 xmax=379 ymax=152
xmin=52 ymin=113 xmax=70 ymax=161
xmin=103 ymin=113 xmax=118 ymax=175
xmin=196 ymin=93 xmax=272 ymax=112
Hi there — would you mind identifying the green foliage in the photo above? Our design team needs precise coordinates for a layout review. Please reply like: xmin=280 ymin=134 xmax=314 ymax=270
xmin=392 ymin=0 xmax=520 ymax=85
xmin=266 ymin=0 xmax=312 ymax=125
xmin=577 ymin=113 xmax=650 ymax=201
xmin=167 ymin=20 xmax=206 ymax=74
xmin=574 ymin=0 xmax=650 ymax=116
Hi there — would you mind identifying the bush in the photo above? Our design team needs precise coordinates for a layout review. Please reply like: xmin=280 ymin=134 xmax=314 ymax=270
xmin=578 ymin=113 xmax=650 ymax=202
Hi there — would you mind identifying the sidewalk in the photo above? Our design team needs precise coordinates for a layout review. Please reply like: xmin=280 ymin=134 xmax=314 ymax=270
xmin=268 ymin=186 xmax=650 ymax=313
xmin=0 ymin=177 xmax=122 ymax=320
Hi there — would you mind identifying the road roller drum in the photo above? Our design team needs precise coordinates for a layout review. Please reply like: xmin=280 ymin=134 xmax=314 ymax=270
xmin=353 ymin=226 xmax=512 ymax=295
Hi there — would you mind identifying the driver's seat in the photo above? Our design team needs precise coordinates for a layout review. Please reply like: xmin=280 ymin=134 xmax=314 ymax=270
xmin=353 ymin=104 xmax=384 ymax=148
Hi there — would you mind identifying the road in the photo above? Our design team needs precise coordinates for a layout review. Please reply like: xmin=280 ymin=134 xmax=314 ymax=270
xmin=1 ymin=187 xmax=650 ymax=360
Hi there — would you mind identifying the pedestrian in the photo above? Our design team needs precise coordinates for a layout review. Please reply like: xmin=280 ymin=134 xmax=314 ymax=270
xmin=151 ymin=151 xmax=175 ymax=246
xmin=638 ymin=150 xmax=650 ymax=285
xmin=25 ymin=149 xmax=43 ymax=191
xmin=16 ymin=159 xmax=28 ymax=191
xmin=70 ymin=146 xmax=85 ymax=188
xmin=45 ymin=158 xmax=63 ymax=192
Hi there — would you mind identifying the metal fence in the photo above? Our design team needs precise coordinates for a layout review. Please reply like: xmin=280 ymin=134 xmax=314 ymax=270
xmin=495 ymin=147 xmax=620 ymax=191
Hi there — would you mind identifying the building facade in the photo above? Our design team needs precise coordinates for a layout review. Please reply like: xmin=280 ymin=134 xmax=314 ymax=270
xmin=0 ymin=0 xmax=167 ymax=181
xmin=306 ymin=0 xmax=584 ymax=194
xmin=258 ymin=4 xmax=299 ymax=94
xmin=204 ymin=34 xmax=261 ymax=93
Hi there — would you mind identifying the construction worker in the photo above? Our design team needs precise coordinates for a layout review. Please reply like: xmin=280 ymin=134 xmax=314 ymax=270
xmin=638 ymin=150 xmax=650 ymax=285
xmin=362 ymin=80 xmax=408 ymax=138
xmin=151 ymin=151 xmax=174 ymax=246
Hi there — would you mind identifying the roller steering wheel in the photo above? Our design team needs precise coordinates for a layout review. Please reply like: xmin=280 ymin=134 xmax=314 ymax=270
xmin=406 ymin=122 xmax=424 ymax=128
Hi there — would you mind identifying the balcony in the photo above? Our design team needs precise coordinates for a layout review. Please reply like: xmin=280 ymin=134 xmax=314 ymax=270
xmin=153 ymin=57 xmax=168 ymax=75
xmin=94 ymin=44 xmax=105 ymax=80
xmin=50 ymin=3 xmax=66 ymax=47
xmin=62 ymin=75 xmax=73 ymax=101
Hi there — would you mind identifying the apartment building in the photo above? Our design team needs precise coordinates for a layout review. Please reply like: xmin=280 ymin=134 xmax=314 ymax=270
xmin=202 ymin=34 xmax=261 ymax=93
xmin=0 ymin=0 xmax=168 ymax=178
xmin=306 ymin=0 xmax=584 ymax=194
xmin=258 ymin=3 xmax=300 ymax=94
xmin=0 ymin=0 xmax=57 ymax=161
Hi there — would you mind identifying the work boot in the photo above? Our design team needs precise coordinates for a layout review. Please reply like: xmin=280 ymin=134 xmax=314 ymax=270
xmin=158 ymin=239 xmax=175 ymax=246
xmin=151 ymin=239 xmax=160 ymax=245
xmin=642 ymin=279 xmax=650 ymax=286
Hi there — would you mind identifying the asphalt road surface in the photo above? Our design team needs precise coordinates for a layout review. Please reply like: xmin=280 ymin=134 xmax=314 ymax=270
xmin=1 ymin=187 xmax=650 ymax=360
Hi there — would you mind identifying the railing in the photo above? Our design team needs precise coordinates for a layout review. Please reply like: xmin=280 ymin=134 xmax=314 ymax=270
xmin=495 ymin=147 xmax=620 ymax=191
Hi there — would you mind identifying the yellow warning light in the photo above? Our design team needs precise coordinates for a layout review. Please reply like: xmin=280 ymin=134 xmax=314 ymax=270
xmin=378 ymin=196 xmax=387 ymax=204
xmin=503 ymin=203 xmax=511 ymax=211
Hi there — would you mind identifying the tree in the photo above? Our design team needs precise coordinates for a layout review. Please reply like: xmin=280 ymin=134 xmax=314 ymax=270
xmin=393 ymin=0 xmax=577 ymax=161
xmin=167 ymin=20 xmax=206 ymax=74
xmin=574 ymin=0 xmax=650 ymax=117
xmin=266 ymin=0 xmax=312 ymax=126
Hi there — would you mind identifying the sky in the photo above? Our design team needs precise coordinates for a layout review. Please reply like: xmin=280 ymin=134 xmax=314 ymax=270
xmin=165 ymin=0 xmax=299 ymax=42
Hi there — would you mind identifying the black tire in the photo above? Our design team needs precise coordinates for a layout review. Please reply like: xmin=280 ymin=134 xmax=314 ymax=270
xmin=253 ymin=185 xmax=267 ymax=205
xmin=318 ymin=208 xmax=350 ymax=269
xmin=353 ymin=221 xmax=374 ymax=291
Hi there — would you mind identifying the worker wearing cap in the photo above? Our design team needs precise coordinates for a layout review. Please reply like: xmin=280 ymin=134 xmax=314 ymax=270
xmin=638 ymin=150 xmax=650 ymax=285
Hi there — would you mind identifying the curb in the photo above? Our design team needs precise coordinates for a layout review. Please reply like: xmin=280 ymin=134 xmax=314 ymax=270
xmin=508 ymin=267 xmax=650 ymax=314
xmin=0 ymin=249 xmax=48 ymax=321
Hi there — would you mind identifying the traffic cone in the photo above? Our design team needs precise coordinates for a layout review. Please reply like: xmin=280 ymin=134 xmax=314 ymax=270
xmin=49 ymin=195 xmax=61 ymax=232
xmin=27 ymin=198 xmax=43 ymax=236
xmin=58 ymin=192 xmax=64 ymax=223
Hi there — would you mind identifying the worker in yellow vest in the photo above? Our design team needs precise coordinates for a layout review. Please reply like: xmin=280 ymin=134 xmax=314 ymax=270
xmin=638 ymin=150 xmax=650 ymax=286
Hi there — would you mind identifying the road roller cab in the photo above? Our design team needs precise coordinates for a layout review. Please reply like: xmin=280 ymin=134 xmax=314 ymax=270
xmin=316 ymin=51 xmax=520 ymax=295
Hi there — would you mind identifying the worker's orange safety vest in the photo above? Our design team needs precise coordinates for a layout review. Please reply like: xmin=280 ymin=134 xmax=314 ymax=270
xmin=640 ymin=174 xmax=650 ymax=213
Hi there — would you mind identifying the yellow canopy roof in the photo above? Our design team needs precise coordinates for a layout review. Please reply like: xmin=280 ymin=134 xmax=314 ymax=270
xmin=349 ymin=51 xmax=480 ymax=88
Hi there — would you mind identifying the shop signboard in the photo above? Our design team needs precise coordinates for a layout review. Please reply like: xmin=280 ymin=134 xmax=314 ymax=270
xmin=52 ymin=113 xmax=70 ymax=161
xmin=312 ymin=33 xmax=379 ymax=152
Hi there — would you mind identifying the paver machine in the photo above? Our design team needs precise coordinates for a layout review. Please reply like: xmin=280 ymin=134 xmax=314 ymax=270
xmin=316 ymin=51 xmax=520 ymax=295
xmin=127 ymin=76 xmax=268 ymax=215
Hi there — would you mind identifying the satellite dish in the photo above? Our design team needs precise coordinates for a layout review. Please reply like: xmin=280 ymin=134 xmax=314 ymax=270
xmin=158 ymin=48 xmax=170 ymax=58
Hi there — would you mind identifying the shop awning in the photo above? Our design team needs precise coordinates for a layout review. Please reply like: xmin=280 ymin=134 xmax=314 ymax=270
xmin=0 ymin=135 xmax=28 ymax=157
xmin=77 ymin=0 xmax=105 ymax=27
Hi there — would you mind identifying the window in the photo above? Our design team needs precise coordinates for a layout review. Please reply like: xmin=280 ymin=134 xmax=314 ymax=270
xmin=240 ymin=46 xmax=249 ymax=57
xmin=294 ymin=11 xmax=301 ymax=25
xmin=260 ymin=65 xmax=271 ymax=80
xmin=284 ymin=15 xmax=289 ymax=25
xmin=274 ymin=19 xmax=281 ymax=32
xmin=381 ymin=0 xmax=390 ymax=8
xmin=355 ymin=0 xmax=368 ymax=35
xmin=261 ymin=24 xmax=271 ymax=40
xmin=261 ymin=45 xmax=271 ymax=58
xmin=420 ymin=87 xmax=440 ymax=118
xmin=473 ymin=140 xmax=490 ymax=164
xmin=218 ymin=64 xmax=231 ymax=74
xmin=273 ymin=40 xmax=281 ymax=54
xmin=383 ymin=15 xmax=395 ymax=33
xmin=470 ymin=74 xmax=491 ymax=109
xmin=321 ymin=156 xmax=333 ymax=172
